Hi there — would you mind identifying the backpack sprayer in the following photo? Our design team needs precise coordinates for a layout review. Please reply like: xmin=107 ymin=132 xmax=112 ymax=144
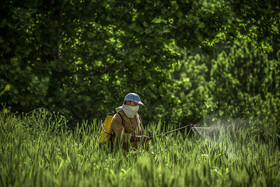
xmin=99 ymin=94 xmax=205 ymax=144
xmin=99 ymin=115 xmax=204 ymax=145
xmin=98 ymin=110 xmax=206 ymax=146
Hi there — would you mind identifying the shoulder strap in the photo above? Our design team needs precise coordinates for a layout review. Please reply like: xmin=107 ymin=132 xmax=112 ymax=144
xmin=118 ymin=112 xmax=124 ymax=125
xmin=118 ymin=112 xmax=141 ymax=133
xmin=102 ymin=112 xmax=123 ymax=136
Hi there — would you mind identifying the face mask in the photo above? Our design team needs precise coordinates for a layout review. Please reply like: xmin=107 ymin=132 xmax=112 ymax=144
xmin=122 ymin=104 xmax=139 ymax=118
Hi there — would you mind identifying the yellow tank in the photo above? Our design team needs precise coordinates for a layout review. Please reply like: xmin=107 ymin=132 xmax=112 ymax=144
xmin=98 ymin=113 xmax=114 ymax=143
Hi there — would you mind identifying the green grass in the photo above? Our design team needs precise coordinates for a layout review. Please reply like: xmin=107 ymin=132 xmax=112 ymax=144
xmin=0 ymin=110 xmax=279 ymax=187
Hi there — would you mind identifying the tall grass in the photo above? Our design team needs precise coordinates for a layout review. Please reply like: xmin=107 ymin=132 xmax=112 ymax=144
xmin=0 ymin=110 xmax=279 ymax=186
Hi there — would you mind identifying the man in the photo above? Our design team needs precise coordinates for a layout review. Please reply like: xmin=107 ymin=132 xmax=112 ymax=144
xmin=111 ymin=93 xmax=151 ymax=151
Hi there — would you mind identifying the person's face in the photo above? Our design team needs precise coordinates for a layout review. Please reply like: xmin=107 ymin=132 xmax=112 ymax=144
xmin=126 ymin=101 xmax=139 ymax=106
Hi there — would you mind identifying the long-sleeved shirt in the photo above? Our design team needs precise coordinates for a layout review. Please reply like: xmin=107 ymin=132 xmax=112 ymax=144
xmin=111 ymin=110 xmax=145 ymax=150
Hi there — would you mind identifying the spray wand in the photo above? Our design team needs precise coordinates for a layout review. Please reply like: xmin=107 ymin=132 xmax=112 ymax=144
xmin=152 ymin=124 xmax=196 ymax=138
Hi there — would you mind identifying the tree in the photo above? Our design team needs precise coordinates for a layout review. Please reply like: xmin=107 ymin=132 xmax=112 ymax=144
xmin=0 ymin=0 xmax=279 ymax=127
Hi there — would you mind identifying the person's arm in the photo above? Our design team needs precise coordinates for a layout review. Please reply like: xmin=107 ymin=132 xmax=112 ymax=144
xmin=138 ymin=116 xmax=151 ymax=150
xmin=133 ymin=116 xmax=151 ymax=142
xmin=139 ymin=115 xmax=145 ymax=135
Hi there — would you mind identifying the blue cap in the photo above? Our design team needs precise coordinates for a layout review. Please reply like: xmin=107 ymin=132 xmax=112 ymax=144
xmin=124 ymin=93 xmax=144 ymax=106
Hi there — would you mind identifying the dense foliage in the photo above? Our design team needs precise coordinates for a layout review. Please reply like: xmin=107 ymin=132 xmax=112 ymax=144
xmin=0 ymin=1 xmax=279 ymax=135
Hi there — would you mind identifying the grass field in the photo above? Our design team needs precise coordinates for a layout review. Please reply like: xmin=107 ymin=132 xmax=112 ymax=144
xmin=0 ymin=110 xmax=279 ymax=187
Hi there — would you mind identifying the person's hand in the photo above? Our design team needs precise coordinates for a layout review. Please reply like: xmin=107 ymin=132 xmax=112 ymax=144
xmin=142 ymin=135 xmax=152 ymax=142
xmin=132 ymin=135 xmax=152 ymax=142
